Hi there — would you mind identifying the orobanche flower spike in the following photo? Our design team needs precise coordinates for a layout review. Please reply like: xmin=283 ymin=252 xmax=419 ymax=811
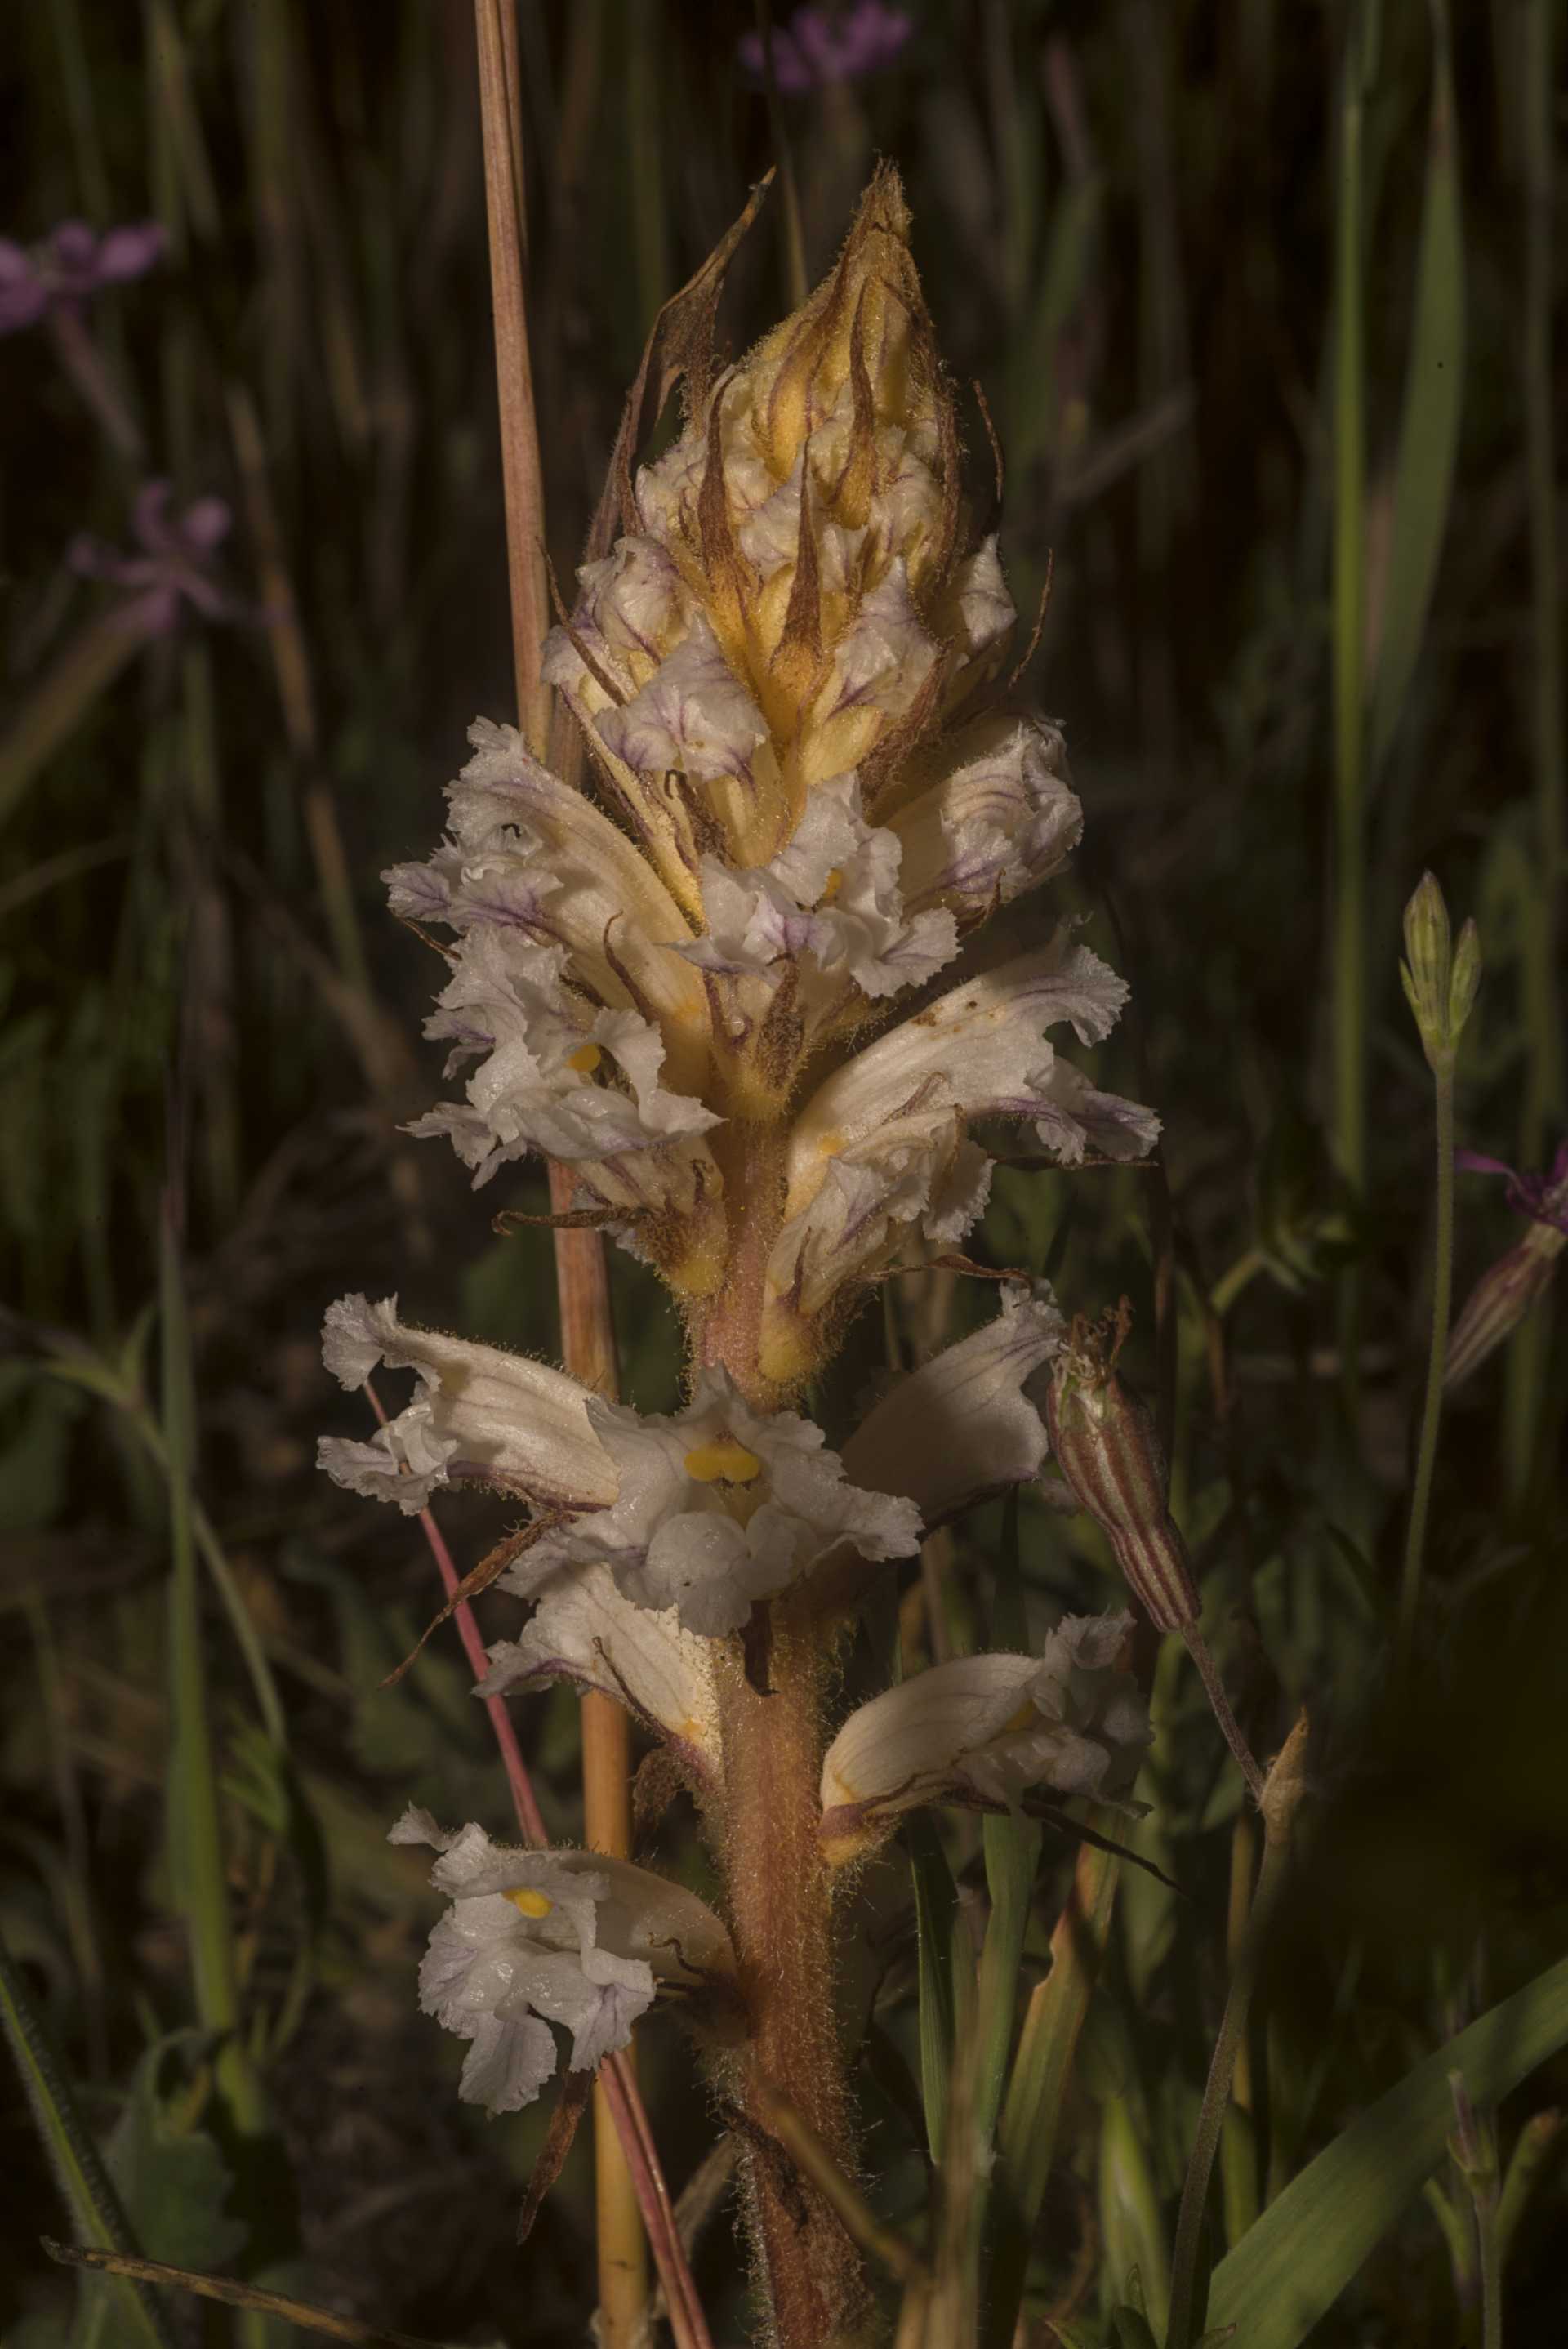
xmin=319 ymin=168 xmax=1183 ymax=2348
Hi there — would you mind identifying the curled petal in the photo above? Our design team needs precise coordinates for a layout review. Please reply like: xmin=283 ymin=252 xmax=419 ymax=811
xmin=803 ymin=562 xmax=938 ymax=784
xmin=891 ymin=715 xmax=1082 ymax=923
xmin=679 ymin=772 xmax=958 ymax=1022
xmin=479 ymin=1558 xmax=722 ymax=1776
xmin=819 ymin=1610 xmax=1149 ymax=1863
xmin=937 ymin=535 xmax=1015 ymax=667
xmin=844 ymin=1279 xmax=1065 ymax=1522
xmin=596 ymin=613 xmax=768 ymax=786
xmin=785 ymin=939 xmax=1155 ymax=1179
xmin=317 ymin=1292 xmax=616 ymax=1513
xmin=385 ymin=720 xmax=710 ymax=1084
xmin=408 ymin=933 xmax=719 ymax=1184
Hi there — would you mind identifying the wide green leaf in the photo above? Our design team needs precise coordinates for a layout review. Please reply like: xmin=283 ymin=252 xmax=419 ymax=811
xmin=1205 ymin=1951 xmax=1568 ymax=2345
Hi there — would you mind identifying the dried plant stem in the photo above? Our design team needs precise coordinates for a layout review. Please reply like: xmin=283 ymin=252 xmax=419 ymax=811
xmin=474 ymin=0 xmax=552 ymax=762
xmin=1396 ymin=1063 xmax=1454 ymax=1678
xmin=473 ymin=11 xmax=652 ymax=2334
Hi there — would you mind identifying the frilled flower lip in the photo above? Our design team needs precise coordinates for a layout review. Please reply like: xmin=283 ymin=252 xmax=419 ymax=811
xmin=405 ymin=932 xmax=719 ymax=1188
xmin=786 ymin=938 xmax=1159 ymax=1177
xmin=389 ymin=1807 xmax=735 ymax=2111
xmin=677 ymin=770 xmax=958 ymax=1015
xmin=384 ymin=718 xmax=710 ymax=1060
xmin=1456 ymin=1140 xmax=1568 ymax=1236
xmin=504 ymin=1366 xmax=922 ymax=1638
xmin=818 ymin=1610 xmax=1150 ymax=1861
xmin=317 ymin=1292 xmax=617 ymax=1516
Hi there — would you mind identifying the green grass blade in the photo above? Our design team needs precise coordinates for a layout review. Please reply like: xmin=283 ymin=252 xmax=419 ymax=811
xmin=906 ymin=1812 xmax=961 ymax=2164
xmin=1205 ymin=1951 xmax=1568 ymax=2346
xmin=1368 ymin=0 xmax=1465 ymax=777
xmin=973 ymin=1495 xmax=1040 ymax=2147
xmin=159 ymin=1201 xmax=263 ymax=2140
xmin=0 ymin=1929 xmax=177 ymax=2349
xmin=985 ymin=1834 xmax=1120 ymax=2349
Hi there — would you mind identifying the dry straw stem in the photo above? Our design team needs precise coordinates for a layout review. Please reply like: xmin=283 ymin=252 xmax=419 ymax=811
xmin=471 ymin=8 xmax=651 ymax=2338
xmin=42 ymin=2240 xmax=459 ymax=2349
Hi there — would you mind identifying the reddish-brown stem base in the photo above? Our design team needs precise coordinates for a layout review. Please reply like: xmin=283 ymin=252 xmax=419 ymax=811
xmin=719 ymin=1623 xmax=871 ymax=2347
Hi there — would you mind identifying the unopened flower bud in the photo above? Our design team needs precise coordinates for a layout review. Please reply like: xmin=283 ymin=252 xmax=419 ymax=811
xmin=1445 ymin=1222 xmax=1565 ymax=1389
xmin=1044 ymin=1304 xmax=1199 ymax=1632
xmin=1400 ymin=873 xmax=1480 ymax=1073
xmin=1447 ymin=917 xmax=1481 ymax=1041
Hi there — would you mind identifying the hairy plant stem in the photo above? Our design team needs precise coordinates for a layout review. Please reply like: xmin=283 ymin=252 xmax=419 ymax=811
xmin=1396 ymin=1061 xmax=1454 ymax=1681
xmin=699 ymin=1117 xmax=871 ymax=2345
xmin=719 ymin=1625 xmax=869 ymax=2346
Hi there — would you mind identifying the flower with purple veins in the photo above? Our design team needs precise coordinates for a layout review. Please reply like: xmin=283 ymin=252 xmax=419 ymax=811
xmin=0 ymin=221 xmax=164 ymax=336
xmin=1454 ymin=1139 xmax=1568 ymax=1235
xmin=69 ymin=480 xmax=242 ymax=638
xmin=1446 ymin=1139 xmax=1568 ymax=1389
xmin=738 ymin=2 xmax=913 ymax=93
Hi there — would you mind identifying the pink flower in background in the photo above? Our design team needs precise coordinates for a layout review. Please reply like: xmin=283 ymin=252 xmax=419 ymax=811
xmin=0 ymin=221 xmax=164 ymax=335
xmin=69 ymin=481 xmax=241 ymax=637
xmin=738 ymin=2 xmax=913 ymax=92
xmin=1454 ymin=1139 xmax=1568 ymax=1235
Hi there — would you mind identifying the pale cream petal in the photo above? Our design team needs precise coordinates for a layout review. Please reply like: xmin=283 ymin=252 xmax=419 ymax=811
xmin=318 ymin=1293 xmax=616 ymax=1512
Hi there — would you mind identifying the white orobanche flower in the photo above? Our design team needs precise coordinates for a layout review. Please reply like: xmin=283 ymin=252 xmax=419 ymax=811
xmin=818 ymin=1610 xmax=1151 ymax=1865
xmin=479 ymin=1558 xmax=722 ymax=1782
xmin=761 ymin=939 xmax=1160 ymax=1368
xmin=934 ymin=535 xmax=1016 ymax=685
xmin=594 ymin=610 xmax=769 ymax=791
xmin=390 ymin=1807 xmax=736 ymax=2112
xmin=317 ymin=1292 xmax=617 ymax=1516
xmin=843 ymin=1281 xmax=1067 ymax=1526
xmin=889 ymin=715 xmax=1083 ymax=929
xmin=679 ymin=772 xmax=958 ymax=1045
xmin=405 ymin=929 xmax=719 ymax=1185
xmin=384 ymin=719 xmax=711 ymax=1096
xmin=795 ymin=560 xmax=940 ymax=794
xmin=504 ymin=1368 xmax=923 ymax=1638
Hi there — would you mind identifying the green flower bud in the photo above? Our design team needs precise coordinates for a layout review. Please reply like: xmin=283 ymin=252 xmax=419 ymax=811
xmin=1400 ymin=873 xmax=1481 ymax=1073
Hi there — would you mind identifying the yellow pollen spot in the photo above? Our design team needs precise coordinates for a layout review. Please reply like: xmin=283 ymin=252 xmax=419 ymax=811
xmin=683 ymin=1438 xmax=764 ymax=1485
xmin=567 ymin=1042 xmax=602 ymax=1075
xmin=1003 ymin=1699 xmax=1039 ymax=1736
xmin=504 ymin=1886 xmax=555 ymax=1919
xmin=819 ymin=867 xmax=844 ymax=904
xmin=815 ymin=1128 xmax=846 ymax=1159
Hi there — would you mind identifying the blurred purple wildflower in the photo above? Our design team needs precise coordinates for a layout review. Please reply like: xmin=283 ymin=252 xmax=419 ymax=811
xmin=69 ymin=482 xmax=241 ymax=637
xmin=1454 ymin=1139 xmax=1568 ymax=1236
xmin=738 ymin=2 xmax=913 ymax=92
xmin=0 ymin=221 xmax=164 ymax=335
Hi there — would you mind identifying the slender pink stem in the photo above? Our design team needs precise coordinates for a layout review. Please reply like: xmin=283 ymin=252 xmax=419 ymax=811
xmin=362 ymin=1381 xmax=710 ymax=2342
xmin=599 ymin=2054 xmax=716 ymax=2349
xmin=364 ymin=1377 xmax=548 ymax=1844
